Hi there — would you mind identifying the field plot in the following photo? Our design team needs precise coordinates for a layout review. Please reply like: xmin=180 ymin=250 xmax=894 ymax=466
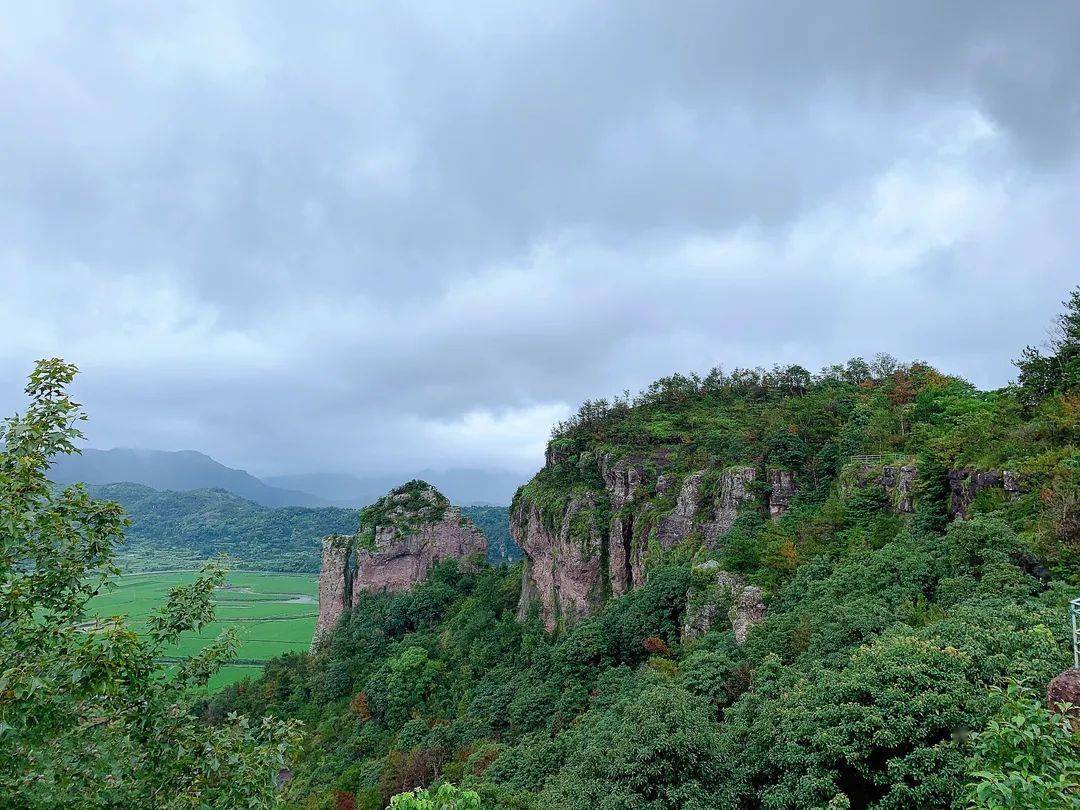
xmin=87 ymin=570 xmax=318 ymax=691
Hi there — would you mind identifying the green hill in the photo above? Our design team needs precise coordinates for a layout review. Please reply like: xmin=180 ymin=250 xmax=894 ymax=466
xmin=87 ymin=483 xmax=517 ymax=572
xmin=89 ymin=483 xmax=357 ymax=572
xmin=52 ymin=447 xmax=329 ymax=507
xmin=208 ymin=291 xmax=1080 ymax=808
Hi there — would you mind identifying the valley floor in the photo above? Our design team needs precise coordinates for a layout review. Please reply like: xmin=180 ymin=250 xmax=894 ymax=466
xmin=87 ymin=570 xmax=318 ymax=691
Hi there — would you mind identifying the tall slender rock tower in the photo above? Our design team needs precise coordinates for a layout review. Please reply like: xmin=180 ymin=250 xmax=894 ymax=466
xmin=310 ymin=481 xmax=487 ymax=650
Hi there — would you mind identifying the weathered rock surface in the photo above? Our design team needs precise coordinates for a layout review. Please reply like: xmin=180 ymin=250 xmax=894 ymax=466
xmin=514 ymin=494 xmax=605 ymax=631
xmin=311 ymin=536 xmax=353 ymax=649
xmin=353 ymin=509 xmax=486 ymax=593
xmin=311 ymin=482 xmax=486 ymax=649
xmin=682 ymin=562 xmax=767 ymax=645
xmin=655 ymin=472 xmax=704 ymax=550
xmin=767 ymin=469 xmax=797 ymax=518
xmin=847 ymin=462 xmax=919 ymax=514
xmin=599 ymin=453 xmax=646 ymax=509
xmin=948 ymin=468 xmax=1021 ymax=519
xmin=702 ymin=466 xmax=757 ymax=546
xmin=515 ymin=449 xmax=790 ymax=631
xmin=1047 ymin=668 xmax=1080 ymax=730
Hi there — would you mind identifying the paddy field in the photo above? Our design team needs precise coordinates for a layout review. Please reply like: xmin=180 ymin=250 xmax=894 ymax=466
xmin=87 ymin=570 xmax=319 ymax=691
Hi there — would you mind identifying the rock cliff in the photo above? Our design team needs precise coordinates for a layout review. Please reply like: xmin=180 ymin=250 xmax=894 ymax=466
xmin=513 ymin=449 xmax=793 ymax=631
xmin=844 ymin=460 xmax=919 ymax=514
xmin=311 ymin=481 xmax=487 ymax=649
xmin=947 ymin=468 xmax=1021 ymax=519
xmin=682 ymin=562 xmax=767 ymax=645
xmin=516 ymin=441 xmax=1034 ymax=632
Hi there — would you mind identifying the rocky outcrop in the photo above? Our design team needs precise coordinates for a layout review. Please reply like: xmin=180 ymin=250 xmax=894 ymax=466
xmin=656 ymin=472 xmax=704 ymax=550
xmin=310 ymin=481 xmax=487 ymax=649
xmin=948 ymin=468 xmax=1021 ymax=520
xmin=767 ymin=469 xmax=797 ymax=518
xmin=515 ymin=447 xmax=792 ymax=630
xmin=514 ymin=494 xmax=606 ymax=631
xmin=353 ymin=510 xmax=486 ymax=593
xmin=311 ymin=536 xmax=353 ymax=649
xmin=702 ymin=466 xmax=757 ymax=546
xmin=847 ymin=462 xmax=919 ymax=514
xmin=682 ymin=562 xmax=766 ymax=645
xmin=1047 ymin=668 xmax=1080 ymax=730
xmin=599 ymin=453 xmax=647 ymax=509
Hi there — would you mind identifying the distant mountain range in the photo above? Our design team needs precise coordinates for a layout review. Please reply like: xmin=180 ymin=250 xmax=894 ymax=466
xmin=48 ymin=447 xmax=523 ymax=507
xmin=49 ymin=448 xmax=329 ymax=508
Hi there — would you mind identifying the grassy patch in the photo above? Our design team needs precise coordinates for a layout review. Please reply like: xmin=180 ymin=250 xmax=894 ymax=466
xmin=87 ymin=570 xmax=318 ymax=691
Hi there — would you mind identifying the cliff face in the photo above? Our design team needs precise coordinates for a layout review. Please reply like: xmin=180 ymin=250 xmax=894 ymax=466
xmin=311 ymin=481 xmax=487 ymax=649
xmin=513 ymin=494 xmax=605 ymax=631
xmin=843 ymin=461 xmax=1022 ymax=518
xmin=948 ymin=468 xmax=1021 ymax=519
xmin=312 ymin=535 xmax=353 ymax=648
xmin=515 ymin=438 xmax=1035 ymax=633
xmin=844 ymin=461 xmax=919 ymax=514
xmin=512 ymin=451 xmax=796 ymax=631
xmin=682 ymin=562 xmax=767 ymax=645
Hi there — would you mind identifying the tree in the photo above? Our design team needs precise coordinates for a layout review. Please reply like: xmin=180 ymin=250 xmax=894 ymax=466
xmin=963 ymin=683 xmax=1080 ymax=809
xmin=1015 ymin=286 xmax=1080 ymax=409
xmin=539 ymin=684 xmax=723 ymax=809
xmin=389 ymin=782 xmax=482 ymax=809
xmin=0 ymin=359 xmax=303 ymax=807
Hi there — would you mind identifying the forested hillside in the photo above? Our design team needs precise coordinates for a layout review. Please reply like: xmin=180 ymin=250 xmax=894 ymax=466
xmin=89 ymin=483 xmax=518 ymax=572
xmin=210 ymin=290 xmax=1080 ymax=809
xmin=89 ymin=483 xmax=356 ymax=572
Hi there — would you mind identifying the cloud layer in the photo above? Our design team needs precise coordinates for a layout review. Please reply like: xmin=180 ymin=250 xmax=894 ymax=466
xmin=2 ymin=2 xmax=1078 ymax=477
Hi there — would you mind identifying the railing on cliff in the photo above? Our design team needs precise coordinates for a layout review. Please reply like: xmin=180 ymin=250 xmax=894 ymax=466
xmin=849 ymin=453 xmax=906 ymax=464
xmin=1071 ymin=597 xmax=1080 ymax=670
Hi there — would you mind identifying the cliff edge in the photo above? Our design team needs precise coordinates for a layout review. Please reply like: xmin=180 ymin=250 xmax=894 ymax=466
xmin=311 ymin=480 xmax=487 ymax=649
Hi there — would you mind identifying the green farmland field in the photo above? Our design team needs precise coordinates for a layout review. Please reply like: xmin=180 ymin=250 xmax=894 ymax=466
xmin=87 ymin=570 xmax=319 ymax=691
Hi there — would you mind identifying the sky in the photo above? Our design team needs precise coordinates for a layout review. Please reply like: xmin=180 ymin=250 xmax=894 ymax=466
xmin=1 ymin=2 xmax=1078 ymax=479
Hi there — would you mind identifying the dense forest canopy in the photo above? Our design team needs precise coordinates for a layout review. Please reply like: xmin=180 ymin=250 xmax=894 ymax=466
xmin=210 ymin=296 xmax=1080 ymax=808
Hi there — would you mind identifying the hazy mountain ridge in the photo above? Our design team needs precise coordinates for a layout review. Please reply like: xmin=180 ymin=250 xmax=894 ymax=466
xmin=265 ymin=468 xmax=523 ymax=507
xmin=51 ymin=448 xmax=329 ymax=508
xmin=49 ymin=447 xmax=521 ymax=508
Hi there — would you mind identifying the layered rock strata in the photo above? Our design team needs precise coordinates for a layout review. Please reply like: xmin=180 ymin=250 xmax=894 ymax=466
xmin=513 ymin=450 xmax=795 ymax=631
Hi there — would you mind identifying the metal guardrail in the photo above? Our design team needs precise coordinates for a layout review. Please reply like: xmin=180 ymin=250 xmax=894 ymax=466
xmin=850 ymin=453 xmax=904 ymax=463
xmin=1071 ymin=597 xmax=1080 ymax=670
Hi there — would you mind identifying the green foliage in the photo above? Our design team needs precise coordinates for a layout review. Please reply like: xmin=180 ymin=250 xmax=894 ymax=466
xmin=1015 ymin=285 xmax=1080 ymax=411
xmin=86 ymin=483 xmax=514 ymax=573
xmin=390 ymin=782 xmax=482 ymax=809
xmin=89 ymin=482 xmax=357 ymax=572
xmin=356 ymin=480 xmax=449 ymax=550
xmin=211 ymin=292 xmax=1080 ymax=808
xmin=463 ymin=505 xmax=523 ymax=564
xmin=538 ymin=684 xmax=723 ymax=809
xmin=0 ymin=359 xmax=303 ymax=807
xmin=963 ymin=683 xmax=1080 ymax=809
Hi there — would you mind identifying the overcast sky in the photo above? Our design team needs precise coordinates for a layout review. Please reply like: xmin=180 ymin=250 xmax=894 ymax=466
xmin=2 ymin=2 xmax=1078 ymax=478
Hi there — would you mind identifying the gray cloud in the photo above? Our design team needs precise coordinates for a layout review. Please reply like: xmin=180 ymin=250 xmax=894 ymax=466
xmin=1 ymin=2 xmax=1078 ymax=478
